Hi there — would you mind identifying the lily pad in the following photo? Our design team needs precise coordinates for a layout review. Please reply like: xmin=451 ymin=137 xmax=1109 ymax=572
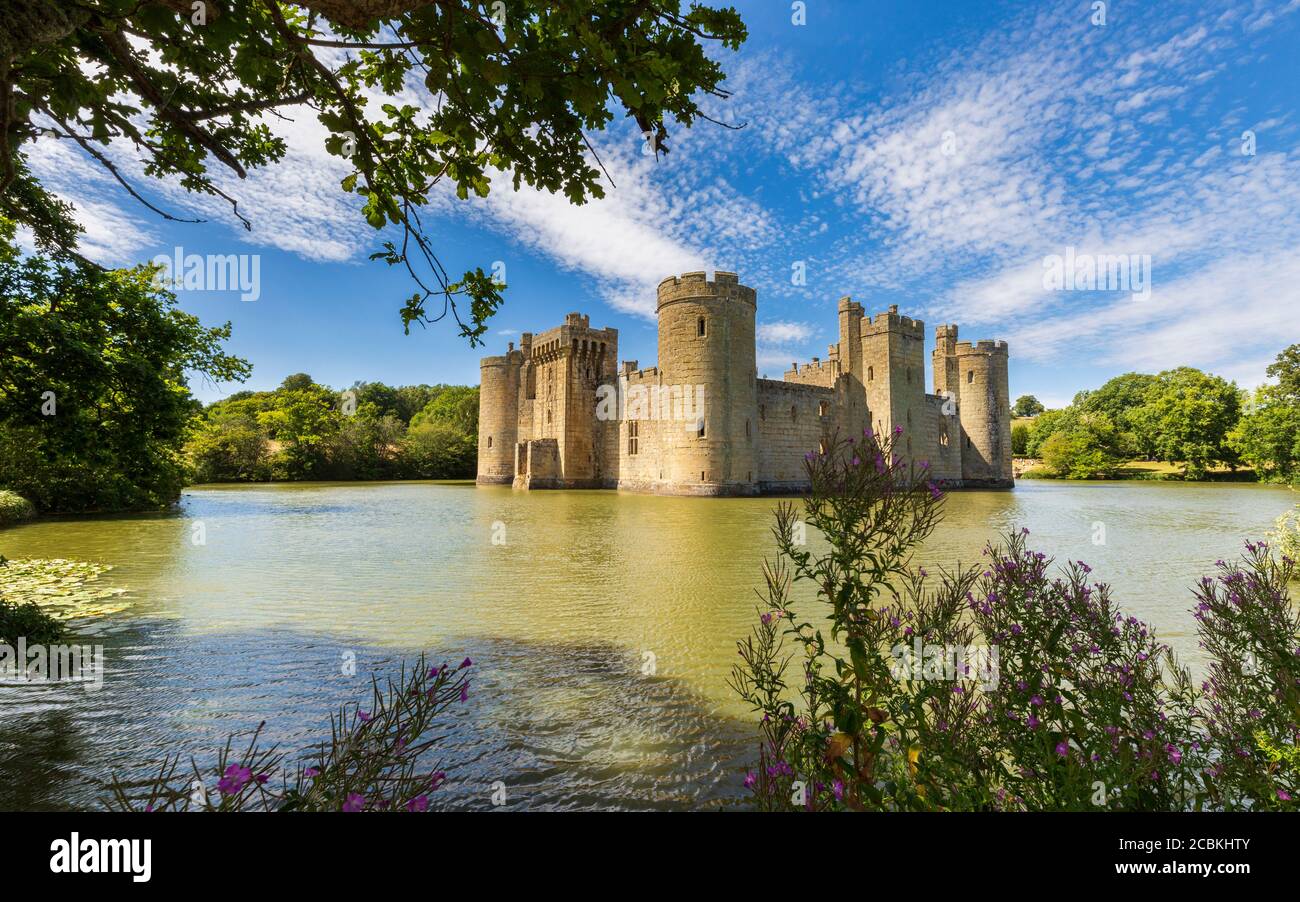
xmin=0 ymin=558 xmax=129 ymax=619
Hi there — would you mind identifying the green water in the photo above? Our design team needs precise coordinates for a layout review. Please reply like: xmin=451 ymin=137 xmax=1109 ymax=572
xmin=0 ymin=479 xmax=1294 ymax=810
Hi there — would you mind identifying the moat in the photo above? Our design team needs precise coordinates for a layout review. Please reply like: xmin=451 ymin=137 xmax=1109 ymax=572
xmin=1 ymin=479 xmax=1294 ymax=810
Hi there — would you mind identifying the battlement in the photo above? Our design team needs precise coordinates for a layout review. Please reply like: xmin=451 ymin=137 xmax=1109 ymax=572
xmin=953 ymin=339 xmax=1009 ymax=356
xmin=480 ymin=349 xmax=524 ymax=368
xmin=657 ymin=270 xmax=756 ymax=310
xmin=861 ymin=304 xmax=925 ymax=338
xmin=837 ymin=296 xmax=864 ymax=315
xmin=527 ymin=318 xmax=617 ymax=362
xmin=783 ymin=355 xmax=839 ymax=387
xmin=622 ymin=365 xmax=660 ymax=384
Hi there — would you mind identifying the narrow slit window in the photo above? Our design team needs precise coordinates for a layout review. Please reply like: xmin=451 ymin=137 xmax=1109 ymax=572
xmin=697 ymin=317 xmax=706 ymax=337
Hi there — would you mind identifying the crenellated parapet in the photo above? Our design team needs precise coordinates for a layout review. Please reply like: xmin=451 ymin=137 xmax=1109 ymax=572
xmin=656 ymin=271 xmax=757 ymax=311
xmin=861 ymin=304 xmax=925 ymax=339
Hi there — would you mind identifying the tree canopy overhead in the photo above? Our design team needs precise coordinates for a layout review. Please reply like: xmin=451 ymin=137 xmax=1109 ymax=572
xmin=1 ymin=0 xmax=747 ymax=341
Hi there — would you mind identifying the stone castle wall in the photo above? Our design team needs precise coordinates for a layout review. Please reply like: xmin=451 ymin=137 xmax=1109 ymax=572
xmin=479 ymin=272 xmax=1013 ymax=494
xmin=756 ymin=379 xmax=837 ymax=491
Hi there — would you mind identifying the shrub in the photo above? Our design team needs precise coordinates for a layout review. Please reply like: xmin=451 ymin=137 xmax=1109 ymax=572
xmin=1011 ymin=423 xmax=1030 ymax=456
xmin=1193 ymin=543 xmax=1299 ymax=809
xmin=0 ymin=596 xmax=66 ymax=646
xmin=0 ymin=489 xmax=35 ymax=526
xmin=1272 ymin=504 xmax=1300 ymax=565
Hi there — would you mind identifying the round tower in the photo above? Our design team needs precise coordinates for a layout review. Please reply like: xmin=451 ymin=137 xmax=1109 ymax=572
xmin=953 ymin=340 xmax=1013 ymax=487
xmin=655 ymin=271 xmax=758 ymax=495
xmin=477 ymin=347 xmax=522 ymax=485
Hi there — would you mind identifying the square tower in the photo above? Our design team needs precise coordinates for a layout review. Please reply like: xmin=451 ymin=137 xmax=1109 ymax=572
xmin=859 ymin=305 xmax=927 ymax=452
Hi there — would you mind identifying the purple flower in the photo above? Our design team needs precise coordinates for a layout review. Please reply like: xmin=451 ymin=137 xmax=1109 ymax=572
xmin=342 ymin=793 xmax=366 ymax=812
xmin=406 ymin=795 xmax=430 ymax=812
xmin=1279 ymin=790 xmax=1293 ymax=802
xmin=460 ymin=681 xmax=470 ymax=702
xmin=460 ymin=657 xmax=473 ymax=669
xmin=1030 ymin=695 xmax=1043 ymax=707
xmin=358 ymin=710 xmax=372 ymax=723
xmin=743 ymin=771 xmax=757 ymax=789
xmin=1165 ymin=744 xmax=1182 ymax=765
xmin=217 ymin=764 xmax=252 ymax=796
xmin=1055 ymin=741 xmax=1069 ymax=758
xmin=832 ymin=779 xmax=845 ymax=801
xmin=304 ymin=767 xmax=320 ymax=778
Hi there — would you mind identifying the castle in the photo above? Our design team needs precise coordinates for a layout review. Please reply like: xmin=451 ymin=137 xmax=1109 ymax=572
xmin=477 ymin=271 xmax=1013 ymax=494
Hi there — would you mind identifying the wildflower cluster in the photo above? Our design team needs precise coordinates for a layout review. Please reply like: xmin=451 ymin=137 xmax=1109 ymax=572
xmin=1194 ymin=543 xmax=1300 ymax=809
xmin=733 ymin=427 xmax=1300 ymax=811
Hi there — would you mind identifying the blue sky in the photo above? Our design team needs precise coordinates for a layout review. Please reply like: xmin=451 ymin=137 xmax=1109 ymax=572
xmin=26 ymin=0 xmax=1300 ymax=407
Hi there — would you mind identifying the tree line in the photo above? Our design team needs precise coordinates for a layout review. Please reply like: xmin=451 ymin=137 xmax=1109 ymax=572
xmin=188 ymin=377 xmax=479 ymax=484
xmin=1009 ymin=347 xmax=1300 ymax=481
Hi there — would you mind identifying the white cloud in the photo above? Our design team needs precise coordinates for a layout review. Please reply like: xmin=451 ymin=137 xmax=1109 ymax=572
xmin=757 ymin=321 xmax=815 ymax=344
